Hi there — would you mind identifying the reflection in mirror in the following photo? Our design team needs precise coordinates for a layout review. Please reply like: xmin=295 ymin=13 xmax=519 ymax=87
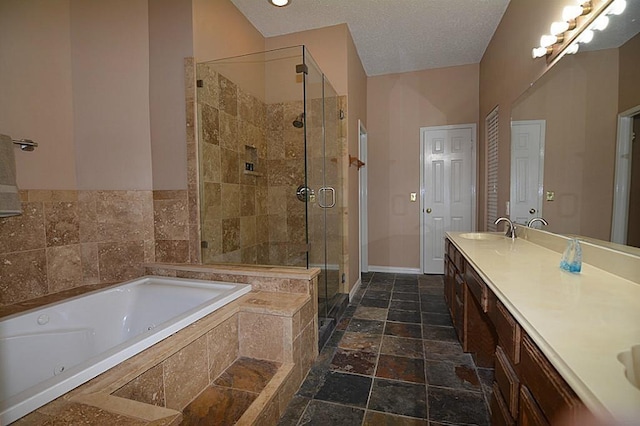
xmin=511 ymin=1 xmax=640 ymax=250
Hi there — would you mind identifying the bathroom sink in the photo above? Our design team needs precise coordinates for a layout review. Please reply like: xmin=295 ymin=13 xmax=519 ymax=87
xmin=618 ymin=345 xmax=640 ymax=390
xmin=459 ymin=233 xmax=504 ymax=241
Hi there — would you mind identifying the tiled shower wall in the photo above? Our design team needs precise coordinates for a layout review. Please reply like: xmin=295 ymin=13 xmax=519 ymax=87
xmin=196 ymin=63 xmax=307 ymax=266
xmin=0 ymin=189 xmax=192 ymax=306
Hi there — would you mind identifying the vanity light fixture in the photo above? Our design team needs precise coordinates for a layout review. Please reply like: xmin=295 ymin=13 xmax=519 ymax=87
xmin=531 ymin=0 xmax=624 ymax=62
xmin=268 ymin=0 xmax=291 ymax=6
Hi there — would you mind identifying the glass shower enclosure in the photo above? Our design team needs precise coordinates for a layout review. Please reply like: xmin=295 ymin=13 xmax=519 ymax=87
xmin=195 ymin=46 xmax=344 ymax=336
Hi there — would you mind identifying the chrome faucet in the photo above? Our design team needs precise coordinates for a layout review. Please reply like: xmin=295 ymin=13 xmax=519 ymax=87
xmin=527 ymin=217 xmax=548 ymax=228
xmin=494 ymin=217 xmax=516 ymax=239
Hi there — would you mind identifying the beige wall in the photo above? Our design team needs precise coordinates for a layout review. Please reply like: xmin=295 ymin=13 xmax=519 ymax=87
xmin=71 ymin=0 xmax=153 ymax=190
xmin=346 ymin=30 xmax=367 ymax=288
xmin=149 ymin=0 xmax=194 ymax=190
xmin=0 ymin=0 xmax=76 ymax=189
xmin=192 ymin=0 xmax=265 ymax=62
xmin=266 ymin=24 xmax=349 ymax=96
xmin=619 ymin=32 xmax=640 ymax=113
xmin=367 ymin=64 xmax=479 ymax=269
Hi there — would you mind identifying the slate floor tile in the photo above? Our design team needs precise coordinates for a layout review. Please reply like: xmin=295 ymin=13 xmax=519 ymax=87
xmin=346 ymin=318 xmax=385 ymax=334
xmin=365 ymin=289 xmax=392 ymax=300
xmin=380 ymin=336 xmax=424 ymax=358
xmin=376 ymin=354 xmax=425 ymax=384
xmin=384 ymin=322 xmax=423 ymax=339
xmin=423 ymin=340 xmax=473 ymax=365
xmin=314 ymin=371 xmax=373 ymax=408
xmin=369 ymin=378 xmax=427 ymax=419
xmin=420 ymin=300 xmax=449 ymax=314
xmin=339 ymin=331 xmax=382 ymax=353
xmin=299 ymin=400 xmax=365 ymax=425
xmin=296 ymin=366 xmax=327 ymax=398
xmin=277 ymin=395 xmax=309 ymax=426
xmin=388 ymin=309 xmax=422 ymax=324
xmin=392 ymin=292 xmax=420 ymax=302
xmin=428 ymin=387 xmax=489 ymax=425
xmin=422 ymin=312 xmax=453 ymax=327
xmin=389 ymin=300 xmax=421 ymax=312
xmin=363 ymin=411 xmax=428 ymax=425
xmin=422 ymin=325 xmax=458 ymax=343
xmin=425 ymin=359 xmax=482 ymax=391
xmin=354 ymin=306 xmax=389 ymax=321
xmin=325 ymin=329 xmax=345 ymax=347
xmin=330 ymin=348 xmax=378 ymax=375
xmin=180 ymin=386 xmax=256 ymax=426
xmin=360 ymin=297 xmax=390 ymax=308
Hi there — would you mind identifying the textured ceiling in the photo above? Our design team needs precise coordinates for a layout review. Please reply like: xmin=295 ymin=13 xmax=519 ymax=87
xmin=230 ymin=0 xmax=511 ymax=76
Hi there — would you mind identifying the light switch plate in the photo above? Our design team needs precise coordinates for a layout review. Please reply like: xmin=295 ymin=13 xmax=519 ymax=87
xmin=410 ymin=192 xmax=417 ymax=202
xmin=546 ymin=191 xmax=555 ymax=201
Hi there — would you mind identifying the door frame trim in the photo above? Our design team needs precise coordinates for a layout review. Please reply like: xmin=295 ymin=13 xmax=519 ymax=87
xmin=611 ymin=105 xmax=639 ymax=244
xmin=358 ymin=120 xmax=369 ymax=274
xmin=419 ymin=123 xmax=477 ymax=274
xmin=510 ymin=120 xmax=546 ymax=224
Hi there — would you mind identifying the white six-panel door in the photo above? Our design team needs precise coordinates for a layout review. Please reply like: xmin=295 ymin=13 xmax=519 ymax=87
xmin=510 ymin=120 xmax=545 ymax=226
xmin=420 ymin=124 xmax=476 ymax=274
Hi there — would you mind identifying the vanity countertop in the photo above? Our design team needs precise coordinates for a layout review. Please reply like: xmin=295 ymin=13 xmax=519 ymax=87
xmin=446 ymin=232 xmax=640 ymax=424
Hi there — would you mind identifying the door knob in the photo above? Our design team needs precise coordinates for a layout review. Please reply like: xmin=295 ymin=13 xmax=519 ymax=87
xmin=529 ymin=208 xmax=536 ymax=214
xmin=426 ymin=208 xmax=432 ymax=214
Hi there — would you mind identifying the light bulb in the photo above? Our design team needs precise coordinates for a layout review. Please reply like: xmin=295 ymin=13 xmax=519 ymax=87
xmin=565 ymin=43 xmax=580 ymax=55
xmin=592 ymin=15 xmax=609 ymax=31
xmin=532 ymin=46 xmax=550 ymax=59
xmin=608 ymin=0 xmax=627 ymax=15
xmin=562 ymin=5 xmax=584 ymax=21
xmin=540 ymin=34 xmax=560 ymax=48
xmin=550 ymin=21 xmax=570 ymax=35
xmin=578 ymin=29 xmax=594 ymax=43
xmin=268 ymin=0 xmax=290 ymax=6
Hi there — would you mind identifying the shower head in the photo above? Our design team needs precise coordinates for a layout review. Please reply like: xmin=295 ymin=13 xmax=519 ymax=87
xmin=292 ymin=113 xmax=304 ymax=128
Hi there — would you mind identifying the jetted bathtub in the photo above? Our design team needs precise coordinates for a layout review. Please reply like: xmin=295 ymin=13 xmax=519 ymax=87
xmin=0 ymin=276 xmax=251 ymax=424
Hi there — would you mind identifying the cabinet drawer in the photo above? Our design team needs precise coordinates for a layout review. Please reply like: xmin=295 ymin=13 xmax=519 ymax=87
xmin=519 ymin=385 xmax=549 ymax=426
xmin=453 ymin=247 xmax=465 ymax=272
xmin=491 ymin=300 xmax=521 ymax=364
xmin=491 ymin=382 xmax=515 ymax=426
xmin=464 ymin=264 xmax=488 ymax=312
xmin=495 ymin=345 xmax=519 ymax=418
xmin=520 ymin=336 xmax=583 ymax=423
xmin=454 ymin=273 xmax=465 ymax=299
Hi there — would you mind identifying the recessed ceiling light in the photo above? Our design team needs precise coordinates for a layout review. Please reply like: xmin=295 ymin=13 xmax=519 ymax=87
xmin=268 ymin=0 xmax=291 ymax=7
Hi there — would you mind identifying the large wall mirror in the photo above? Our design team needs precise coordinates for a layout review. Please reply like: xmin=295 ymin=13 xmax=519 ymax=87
xmin=511 ymin=1 xmax=640 ymax=251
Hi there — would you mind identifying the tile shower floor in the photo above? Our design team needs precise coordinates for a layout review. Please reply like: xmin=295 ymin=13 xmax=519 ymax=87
xmin=278 ymin=272 xmax=493 ymax=426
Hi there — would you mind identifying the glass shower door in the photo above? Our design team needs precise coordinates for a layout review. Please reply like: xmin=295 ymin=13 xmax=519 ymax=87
xmin=303 ymin=49 xmax=342 ymax=322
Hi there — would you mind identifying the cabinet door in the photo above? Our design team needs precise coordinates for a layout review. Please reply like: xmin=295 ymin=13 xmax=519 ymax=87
xmin=519 ymin=386 xmax=550 ymax=426
xmin=491 ymin=382 xmax=515 ymax=426
xmin=520 ymin=336 xmax=584 ymax=422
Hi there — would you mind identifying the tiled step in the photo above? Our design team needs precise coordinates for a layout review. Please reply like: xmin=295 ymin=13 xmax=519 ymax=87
xmin=180 ymin=357 xmax=293 ymax=426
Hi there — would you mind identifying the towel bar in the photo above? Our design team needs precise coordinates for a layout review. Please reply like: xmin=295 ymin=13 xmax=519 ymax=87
xmin=12 ymin=139 xmax=38 ymax=151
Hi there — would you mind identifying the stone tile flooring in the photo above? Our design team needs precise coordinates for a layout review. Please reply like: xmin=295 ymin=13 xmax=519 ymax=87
xmin=180 ymin=357 xmax=280 ymax=425
xmin=278 ymin=272 xmax=493 ymax=426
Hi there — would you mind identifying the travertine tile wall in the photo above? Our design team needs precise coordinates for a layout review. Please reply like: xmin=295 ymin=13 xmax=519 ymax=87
xmin=196 ymin=63 xmax=308 ymax=267
xmin=0 ymin=190 xmax=155 ymax=306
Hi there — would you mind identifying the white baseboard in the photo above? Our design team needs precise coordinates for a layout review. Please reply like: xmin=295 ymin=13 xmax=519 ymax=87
xmin=367 ymin=265 xmax=422 ymax=275
xmin=349 ymin=277 xmax=362 ymax=302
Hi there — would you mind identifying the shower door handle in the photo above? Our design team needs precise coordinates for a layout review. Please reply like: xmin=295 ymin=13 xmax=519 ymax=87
xmin=318 ymin=187 xmax=336 ymax=208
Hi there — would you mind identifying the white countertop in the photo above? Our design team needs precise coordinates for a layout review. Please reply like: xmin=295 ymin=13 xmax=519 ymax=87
xmin=446 ymin=232 xmax=640 ymax=424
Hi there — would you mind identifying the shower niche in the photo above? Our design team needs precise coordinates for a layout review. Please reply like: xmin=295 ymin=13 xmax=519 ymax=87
xmin=195 ymin=46 xmax=345 ymax=341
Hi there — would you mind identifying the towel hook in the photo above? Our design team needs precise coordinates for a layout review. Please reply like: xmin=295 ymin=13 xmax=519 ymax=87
xmin=12 ymin=139 xmax=38 ymax=152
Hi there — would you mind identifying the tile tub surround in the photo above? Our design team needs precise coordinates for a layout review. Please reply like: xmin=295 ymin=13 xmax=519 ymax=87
xmin=447 ymin=231 xmax=640 ymax=423
xmin=10 ymin=264 xmax=319 ymax=425
xmin=0 ymin=190 xmax=155 ymax=306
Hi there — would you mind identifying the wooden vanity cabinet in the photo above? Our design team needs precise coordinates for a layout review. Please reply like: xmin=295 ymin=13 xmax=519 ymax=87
xmin=444 ymin=237 xmax=586 ymax=426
